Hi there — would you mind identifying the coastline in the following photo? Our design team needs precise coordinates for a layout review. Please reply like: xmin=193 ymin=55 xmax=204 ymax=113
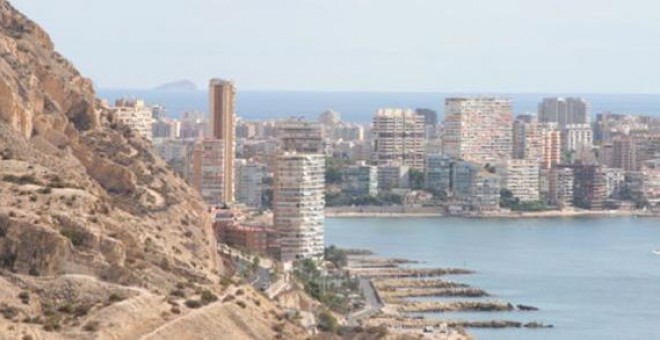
xmin=326 ymin=207 xmax=657 ymax=219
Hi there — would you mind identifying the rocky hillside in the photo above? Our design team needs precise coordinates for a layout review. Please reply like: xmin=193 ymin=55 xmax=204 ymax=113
xmin=0 ymin=1 xmax=305 ymax=339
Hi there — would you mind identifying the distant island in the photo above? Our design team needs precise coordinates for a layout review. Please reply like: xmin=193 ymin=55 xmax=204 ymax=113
xmin=154 ymin=79 xmax=198 ymax=91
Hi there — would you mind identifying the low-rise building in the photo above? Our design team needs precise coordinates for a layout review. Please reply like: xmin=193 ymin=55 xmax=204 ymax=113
xmin=214 ymin=209 xmax=278 ymax=257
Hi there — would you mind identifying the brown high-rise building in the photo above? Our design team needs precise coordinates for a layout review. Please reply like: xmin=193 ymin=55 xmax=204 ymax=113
xmin=209 ymin=79 xmax=236 ymax=204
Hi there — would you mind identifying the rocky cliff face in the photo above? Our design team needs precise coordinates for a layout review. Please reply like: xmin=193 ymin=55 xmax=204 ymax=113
xmin=0 ymin=1 xmax=305 ymax=339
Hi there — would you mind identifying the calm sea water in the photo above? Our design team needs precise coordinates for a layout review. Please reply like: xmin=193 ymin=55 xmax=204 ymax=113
xmin=97 ymin=89 xmax=660 ymax=123
xmin=326 ymin=217 xmax=660 ymax=340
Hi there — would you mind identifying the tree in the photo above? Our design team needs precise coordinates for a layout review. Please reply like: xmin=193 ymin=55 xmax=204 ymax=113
xmin=318 ymin=311 xmax=339 ymax=333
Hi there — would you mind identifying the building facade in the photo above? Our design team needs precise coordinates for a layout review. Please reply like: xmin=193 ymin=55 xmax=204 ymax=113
xmin=425 ymin=154 xmax=453 ymax=194
xmin=341 ymin=165 xmax=378 ymax=197
xmin=276 ymin=119 xmax=324 ymax=154
xmin=443 ymin=97 xmax=513 ymax=164
xmin=273 ymin=153 xmax=325 ymax=262
xmin=502 ymin=159 xmax=540 ymax=202
xmin=111 ymin=98 xmax=154 ymax=140
xmin=538 ymin=97 xmax=590 ymax=129
xmin=236 ymin=160 xmax=265 ymax=208
xmin=209 ymin=79 xmax=236 ymax=204
xmin=373 ymin=109 xmax=426 ymax=170
xmin=189 ymin=139 xmax=225 ymax=206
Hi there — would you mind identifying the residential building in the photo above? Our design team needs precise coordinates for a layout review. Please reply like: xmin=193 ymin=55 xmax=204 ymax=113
xmin=512 ymin=115 xmax=543 ymax=162
xmin=373 ymin=109 xmax=426 ymax=170
xmin=563 ymin=124 xmax=593 ymax=153
xmin=538 ymin=97 xmax=590 ymax=129
xmin=415 ymin=108 xmax=438 ymax=126
xmin=502 ymin=159 xmax=540 ymax=202
xmin=236 ymin=160 xmax=265 ymax=209
xmin=152 ymin=118 xmax=181 ymax=139
xmin=443 ymin=97 xmax=513 ymax=164
xmin=154 ymin=138 xmax=194 ymax=176
xmin=573 ymin=165 xmax=607 ymax=210
xmin=450 ymin=161 xmax=501 ymax=212
xmin=332 ymin=123 xmax=364 ymax=142
xmin=179 ymin=111 xmax=208 ymax=139
xmin=209 ymin=79 xmax=236 ymax=204
xmin=549 ymin=166 xmax=575 ymax=207
xmin=276 ymin=119 xmax=324 ymax=154
xmin=540 ymin=123 xmax=562 ymax=169
xmin=377 ymin=165 xmax=410 ymax=191
xmin=425 ymin=154 xmax=453 ymax=194
xmin=273 ymin=152 xmax=325 ymax=262
xmin=111 ymin=98 xmax=154 ymax=140
xmin=629 ymin=160 xmax=660 ymax=208
xmin=416 ymin=108 xmax=438 ymax=138
xmin=319 ymin=110 xmax=341 ymax=126
xmin=341 ymin=164 xmax=378 ymax=196
xmin=189 ymin=139 xmax=225 ymax=206
xmin=214 ymin=209 xmax=278 ymax=257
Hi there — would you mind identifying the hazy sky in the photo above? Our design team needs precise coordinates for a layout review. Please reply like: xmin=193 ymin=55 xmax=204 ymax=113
xmin=11 ymin=0 xmax=660 ymax=92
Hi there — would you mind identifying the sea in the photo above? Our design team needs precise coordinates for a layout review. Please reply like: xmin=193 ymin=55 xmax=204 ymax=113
xmin=326 ymin=216 xmax=660 ymax=340
xmin=97 ymin=89 xmax=660 ymax=123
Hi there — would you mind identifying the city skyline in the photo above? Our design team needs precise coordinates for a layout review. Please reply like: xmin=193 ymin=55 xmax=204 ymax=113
xmin=12 ymin=0 xmax=660 ymax=93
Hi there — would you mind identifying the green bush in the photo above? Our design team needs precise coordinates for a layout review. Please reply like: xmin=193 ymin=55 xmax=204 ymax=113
xmin=200 ymin=290 xmax=218 ymax=304
xmin=3 ymin=174 xmax=39 ymax=185
xmin=18 ymin=291 xmax=30 ymax=304
xmin=1 ymin=305 xmax=18 ymax=319
xmin=318 ymin=311 xmax=339 ymax=332
xmin=60 ymin=228 xmax=89 ymax=247
xmin=108 ymin=293 xmax=125 ymax=303
xmin=83 ymin=320 xmax=100 ymax=332
xmin=184 ymin=299 xmax=202 ymax=309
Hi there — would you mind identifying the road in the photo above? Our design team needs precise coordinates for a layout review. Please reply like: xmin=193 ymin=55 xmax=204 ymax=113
xmin=347 ymin=277 xmax=383 ymax=326
xmin=218 ymin=244 xmax=272 ymax=290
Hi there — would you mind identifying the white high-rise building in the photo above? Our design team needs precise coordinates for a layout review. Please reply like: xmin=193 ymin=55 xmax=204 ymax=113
xmin=373 ymin=109 xmax=426 ymax=170
xmin=273 ymin=153 xmax=325 ymax=262
xmin=443 ymin=98 xmax=513 ymax=164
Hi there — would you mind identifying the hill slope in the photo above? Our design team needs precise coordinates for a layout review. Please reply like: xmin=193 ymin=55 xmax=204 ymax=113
xmin=0 ymin=1 xmax=305 ymax=338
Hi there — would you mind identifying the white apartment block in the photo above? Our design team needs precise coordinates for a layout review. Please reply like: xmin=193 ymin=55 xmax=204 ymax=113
xmin=373 ymin=109 xmax=426 ymax=170
xmin=443 ymin=97 xmax=513 ymax=164
xmin=502 ymin=159 xmax=540 ymax=202
xmin=112 ymin=99 xmax=154 ymax=141
xmin=563 ymin=124 xmax=593 ymax=152
xmin=273 ymin=152 xmax=325 ymax=262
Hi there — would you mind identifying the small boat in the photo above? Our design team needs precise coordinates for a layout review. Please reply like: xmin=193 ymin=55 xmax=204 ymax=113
xmin=653 ymin=248 xmax=660 ymax=255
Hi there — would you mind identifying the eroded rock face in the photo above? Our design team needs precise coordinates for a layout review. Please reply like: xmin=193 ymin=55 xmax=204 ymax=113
xmin=0 ymin=3 xmax=313 ymax=339
xmin=0 ymin=0 xmax=97 ymax=139
xmin=0 ymin=0 xmax=217 ymax=315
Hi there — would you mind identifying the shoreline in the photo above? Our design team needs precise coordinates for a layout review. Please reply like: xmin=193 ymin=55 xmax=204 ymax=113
xmin=326 ymin=208 xmax=658 ymax=219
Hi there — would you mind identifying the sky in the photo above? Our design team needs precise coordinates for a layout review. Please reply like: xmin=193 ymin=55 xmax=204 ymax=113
xmin=11 ymin=0 xmax=660 ymax=93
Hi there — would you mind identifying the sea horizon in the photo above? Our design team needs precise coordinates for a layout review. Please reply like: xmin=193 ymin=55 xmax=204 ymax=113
xmin=98 ymin=88 xmax=660 ymax=124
